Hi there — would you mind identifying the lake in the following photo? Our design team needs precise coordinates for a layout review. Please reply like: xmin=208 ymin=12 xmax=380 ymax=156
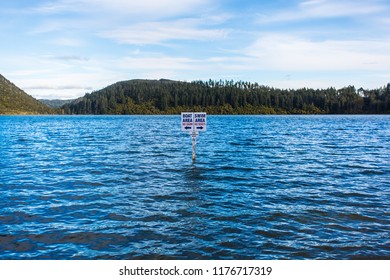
xmin=0 ymin=115 xmax=389 ymax=259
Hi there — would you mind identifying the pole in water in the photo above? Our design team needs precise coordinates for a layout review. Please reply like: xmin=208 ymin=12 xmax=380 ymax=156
xmin=191 ymin=130 xmax=198 ymax=161
xmin=192 ymin=134 xmax=196 ymax=161
xmin=181 ymin=112 xmax=206 ymax=161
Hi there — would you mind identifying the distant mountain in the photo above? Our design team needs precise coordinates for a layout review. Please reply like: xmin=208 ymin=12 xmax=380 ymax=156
xmin=62 ymin=78 xmax=390 ymax=115
xmin=0 ymin=74 xmax=53 ymax=115
xmin=40 ymin=98 xmax=75 ymax=108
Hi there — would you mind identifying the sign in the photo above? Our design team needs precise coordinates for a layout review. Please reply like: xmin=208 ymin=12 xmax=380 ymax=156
xmin=181 ymin=112 xmax=194 ymax=131
xmin=181 ymin=112 xmax=207 ymax=161
xmin=194 ymin=112 xmax=206 ymax=131
xmin=181 ymin=112 xmax=207 ymax=132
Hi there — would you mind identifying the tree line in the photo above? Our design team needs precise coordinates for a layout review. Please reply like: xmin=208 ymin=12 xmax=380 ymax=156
xmin=61 ymin=79 xmax=390 ymax=115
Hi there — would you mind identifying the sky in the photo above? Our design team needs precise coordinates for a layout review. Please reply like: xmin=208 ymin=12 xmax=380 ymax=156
xmin=1 ymin=0 xmax=390 ymax=99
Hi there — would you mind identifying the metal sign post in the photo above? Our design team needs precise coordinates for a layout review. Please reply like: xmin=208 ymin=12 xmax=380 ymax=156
xmin=191 ymin=130 xmax=199 ymax=160
xmin=181 ymin=112 xmax=206 ymax=161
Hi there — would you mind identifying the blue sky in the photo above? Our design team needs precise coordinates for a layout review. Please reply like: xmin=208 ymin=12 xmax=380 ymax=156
xmin=1 ymin=0 xmax=389 ymax=99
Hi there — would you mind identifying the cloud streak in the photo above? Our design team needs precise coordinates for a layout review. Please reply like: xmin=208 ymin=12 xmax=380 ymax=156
xmin=258 ymin=0 xmax=388 ymax=23
xmin=31 ymin=0 xmax=212 ymax=18
xmin=46 ymin=55 xmax=90 ymax=61
xmin=27 ymin=0 xmax=227 ymax=47
xmin=99 ymin=19 xmax=228 ymax=45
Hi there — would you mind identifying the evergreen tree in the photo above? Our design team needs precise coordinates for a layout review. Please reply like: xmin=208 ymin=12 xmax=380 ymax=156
xmin=60 ymin=79 xmax=390 ymax=115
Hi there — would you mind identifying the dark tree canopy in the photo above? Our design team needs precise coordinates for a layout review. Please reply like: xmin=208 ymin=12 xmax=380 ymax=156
xmin=61 ymin=79 xmax=390 ymax=115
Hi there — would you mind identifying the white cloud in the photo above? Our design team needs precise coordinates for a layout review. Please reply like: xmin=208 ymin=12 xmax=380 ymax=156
xmin=245 ymin=34 xmax=390 ymax=71
xmin=30 ymin=1 xmax=72 ymax=14
xmin=17 ymin=72 xmax=116 ymax=99
xmin=32 ymin=0 xmax=212 ymax=18
xmin=99 ymin=19 xmax=228 ymax=45
xmin=3 ymin=53 xmax=111 ymax=99
xmin=27 ymin=0 xmax=227 ymax=47
xmin=24 ymin=85 xmax=93 ymax=91
xmin=46 ymin=55 xmax=90 ymax=61
xmin=89 ymin=0 xmax=211 ymax=17
xmin=258 ymin=0 xmax=387 ymax=23
xmin=300 ymin=0 xmax=326 ymax=6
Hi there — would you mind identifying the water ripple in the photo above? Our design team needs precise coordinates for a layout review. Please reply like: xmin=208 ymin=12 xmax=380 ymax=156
xmin=0 ymin=115 xmax=389 ymax=259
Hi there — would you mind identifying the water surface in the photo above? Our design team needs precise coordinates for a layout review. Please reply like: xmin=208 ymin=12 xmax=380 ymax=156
xmin=0 ymin=115 xmax=389 ymax=259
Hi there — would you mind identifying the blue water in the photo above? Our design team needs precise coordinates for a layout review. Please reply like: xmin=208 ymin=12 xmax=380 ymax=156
xmin=0 ymin=115 xmax=389 ymax=259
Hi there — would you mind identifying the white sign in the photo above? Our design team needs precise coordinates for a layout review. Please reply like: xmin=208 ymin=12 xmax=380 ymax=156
xmin=181 ymin=112 xmax=207 ymax=132
xmin=181 ymin=112 xmax=194 ymax=131
xmin=194 ymin=112 xmax=206 ymax=131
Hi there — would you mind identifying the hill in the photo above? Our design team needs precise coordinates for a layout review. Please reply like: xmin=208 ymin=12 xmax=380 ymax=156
xmin=62 ymin=79 xmax=390 ymax=115
xmin=0 ymin=74 xmax=53 ymax=115
xmin=40 ymin=98 xmax=75 ymax=108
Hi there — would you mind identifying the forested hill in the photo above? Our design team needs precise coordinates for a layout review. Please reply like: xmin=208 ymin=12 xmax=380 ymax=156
xmin=0 ymin=74 xmax=53 ymax=115
xmin=62 ymin=79 xmax=390 ymax=115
